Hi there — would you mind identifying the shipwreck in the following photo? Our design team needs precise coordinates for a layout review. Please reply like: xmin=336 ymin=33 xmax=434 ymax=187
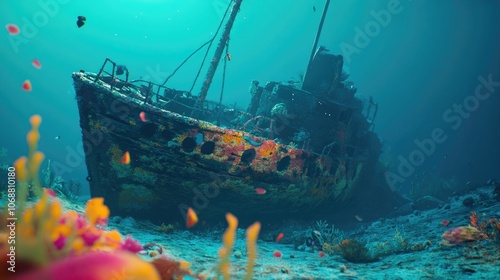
xmin=72 ymin=0 xmax=389 ymax=225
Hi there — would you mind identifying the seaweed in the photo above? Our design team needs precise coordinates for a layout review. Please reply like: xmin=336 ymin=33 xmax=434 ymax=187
xmin=338 ymin=239 xmax=378 ymax=263
xmin=42 ymin=159 xmax=83 ymax=201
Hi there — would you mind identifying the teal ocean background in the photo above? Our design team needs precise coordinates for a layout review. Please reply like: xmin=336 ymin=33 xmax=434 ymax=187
xmin=1 ymin=0 xmax=499 ymax=196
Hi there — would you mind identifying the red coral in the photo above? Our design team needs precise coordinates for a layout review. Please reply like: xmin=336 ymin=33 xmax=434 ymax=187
xmin=469 ymin=212 xmax=500 ymax=242
xmin=470 ymin=212 xmax=479 ymax=227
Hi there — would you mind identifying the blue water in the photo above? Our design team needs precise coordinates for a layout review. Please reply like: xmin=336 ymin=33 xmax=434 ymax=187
xmin=1 ymin=0 xmax=499 ymax=197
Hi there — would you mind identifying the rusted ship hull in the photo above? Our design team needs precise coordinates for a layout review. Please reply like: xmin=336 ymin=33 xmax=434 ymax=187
xmin=72 ymin=71 xmax=377 ymax=224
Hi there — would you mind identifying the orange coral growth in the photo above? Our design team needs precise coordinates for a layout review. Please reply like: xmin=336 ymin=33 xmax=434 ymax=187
xmin=244 ymin=221 xmax=261 ymax=280
xmin=221 ymin=133 xmax=243 ymax=145
xmin=468 ymin=212 xmax=500 ymax=242
xmin=30 ymin=114 xmax=42 ymax=128
xmin=14 ymin=156 xmax=28 ymax=182
xmin=257 ymin=140 xmax=277 ymax=158
xmin=85 ymin=197 xmax=110 ymax=226
xmin=470 ymin=212 xmax=479 ymax=227
xmin=151 ymin=257 xmax=198 ymax=280
xmin=215 ymin=213 xmax=262 ymax=279
xmin=26 ymin=131 xmax=40 ymax=150
xmin=218 ymin=213 xmax=238 ymax=279
xmin=26 ymin=115 xmax=41 ymax=151
xmin=13 ymin=115 xmax=45 ymax=213
xmin=340 ymin=239 xmax=350 ymax=246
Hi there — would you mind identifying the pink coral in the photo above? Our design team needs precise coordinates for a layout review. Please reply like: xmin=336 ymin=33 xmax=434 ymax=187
xmin=14 ymin=251 xmax=160 ymax=280
xmin=81 ymin=228 xmax=101 ymax=247
xmin=120 ymin=235 xmax=143 ymax=254
xmin=440 ymin=226 xmax=488 ymax=247
xmin=53 ymin=235 xmax=66 ymax=250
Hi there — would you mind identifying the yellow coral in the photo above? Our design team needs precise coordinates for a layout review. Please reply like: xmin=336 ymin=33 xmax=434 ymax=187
xmin=100 ymin=229 xmax=122 ymax=249
xmin=85 ymin=197 xmax=110 ymax=225
xmin=221 ymin=133 xmax=243 ymax=145
xmin=216 ymin=213 xmax=262 ymax=279
xmin=218 ymin=213 xmax=238 ymax=279
xmin=6 ymin=115 xmax=264 ymax=279
xmin=1 ymin=115 xmax=162 ymax=279
xmin=12 ymin=115 xmax=45 ymax=214
xmin=244 ymin=221 xmax=261 ymax=280
xmin=89 ymin=119 xmax=108 ymax=132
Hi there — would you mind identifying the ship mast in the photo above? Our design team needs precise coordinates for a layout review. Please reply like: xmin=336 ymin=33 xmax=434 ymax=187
xmin=197 ymin=0 xmax=243 ymax=110
xmin=306 ymin=0 xmax=331 ymax=68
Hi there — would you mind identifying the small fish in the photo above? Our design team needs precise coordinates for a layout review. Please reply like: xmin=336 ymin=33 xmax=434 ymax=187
xmin=6 ymin=24 xmax=20 ymax=35
xmin=54 ymin=136 xmax=61 ymax=140
xmin=76 ymin=16 xmax=86 ymax=28
xmin=139 ymin=111 xmax=147 ymax=122
xmin=255 ymin=188 xmax=266 ymax=195
xmin=441 ymin=220 xmax=451 ymax=227
xmin=22 ymin=80 xmax=32 ymax=92
xmin=313 ymin=6 xmax=316 ymax=12
xmin=273 ymin=250 xmax=282 ymax=258
xmin=186 ymin=207 xmax=198 ymax=228
xmin=444 ymin=154 xmax=448 ymax=159
xmin=318 ymin=251 xmax=325 ymax=258
xmin=44 ymin=188 xmax=57 ymax=197
xmin=121 ymin=151 xmax=131 ymax=164
xmin=32 ymin=59 xmax=42 ymax=69
xmin=226 ymin=53 xmax=232 ymax=61
xmin=275 ymin=232 xmax=284 ymax=243
xmin=354 ymin=215 xmax=363 ymax=222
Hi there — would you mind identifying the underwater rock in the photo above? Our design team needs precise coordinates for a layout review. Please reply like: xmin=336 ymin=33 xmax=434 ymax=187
xmin=462 ymin=197 xmax=475 ymax=208
xmin=120 ymin=217 xmax=137 ymax=228
xmin=390 ymin=202 xmax=414 ymax=216
xmin=233 ymin=250 xmax=242 ymax=259
xmin=412 ymin=196 xmax=445 ymax=211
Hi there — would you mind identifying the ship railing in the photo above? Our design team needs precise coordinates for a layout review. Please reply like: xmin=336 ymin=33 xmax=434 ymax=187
xmin=95 ymin=58 xmax=129 ymax=91
xmin=93 ymin=58 xmax=205 ymax=114
xmin=93 ymin=58 xmax=253 ymax=123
